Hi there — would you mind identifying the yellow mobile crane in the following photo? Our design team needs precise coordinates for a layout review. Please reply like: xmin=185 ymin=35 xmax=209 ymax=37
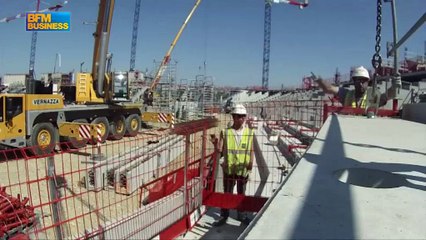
xmin=0 ymin=0 xmax=156 ymax=154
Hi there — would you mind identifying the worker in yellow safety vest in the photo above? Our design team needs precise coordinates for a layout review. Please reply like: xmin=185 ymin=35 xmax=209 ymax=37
xmin=315 ymin=66 xmax=392 ymax=108
xmin=213 ymin=103 xmax=254 ymax=227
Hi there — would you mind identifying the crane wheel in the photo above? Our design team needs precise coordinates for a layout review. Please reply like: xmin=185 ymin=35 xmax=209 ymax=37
xmin=27 ymin=122 xmax=58 ymax=155
xmin=91 ymin=117 xmax=110 ymax=144
xmin=125 ymin=114 xmax=141 ymax=137
xmin=61 ymin=119 xmax=88 ymax=149
xmin=108 ymin=115 xmax=126 ymax=140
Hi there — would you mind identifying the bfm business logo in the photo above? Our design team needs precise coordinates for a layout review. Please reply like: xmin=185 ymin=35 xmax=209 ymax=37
xmin=26 ymin=12 xmax=70 ymax=31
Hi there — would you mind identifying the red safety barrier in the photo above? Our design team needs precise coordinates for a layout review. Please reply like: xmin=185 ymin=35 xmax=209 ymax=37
xmin=323 ymin=104 xmax=400 ymax=123
xmin=140 ymin=155 xmax=213 ymax=205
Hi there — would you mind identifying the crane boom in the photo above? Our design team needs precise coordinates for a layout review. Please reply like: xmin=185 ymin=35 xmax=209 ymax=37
xmin=92 ymin=0 xmax=115 ymax=98
xmin=130 ymin=0 xmax=142 ymax=71
xmin=273 ymin=0 xmax=308 ymax=8
xmin=143 ymin=0 xmax=202 ymax=105
xmin=28 ymin=0 xmax=41 ymax=80
xmin=262 ymin=1 xmax=272 ymax=90
xmin=0 ymin=1 xmax=67 ymax=23
xmin=262 ymin=0 xmax=308 ymax=90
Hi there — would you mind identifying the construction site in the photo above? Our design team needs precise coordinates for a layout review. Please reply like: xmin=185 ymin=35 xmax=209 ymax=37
xmin=0 ymin=0 xmax=425 ymax=239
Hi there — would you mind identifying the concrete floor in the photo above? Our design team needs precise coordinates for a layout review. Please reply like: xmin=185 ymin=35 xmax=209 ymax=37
xmin=243 ymin=115 xmax=426 ymax=239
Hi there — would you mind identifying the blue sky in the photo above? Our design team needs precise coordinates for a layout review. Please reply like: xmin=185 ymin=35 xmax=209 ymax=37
xmin=0 ymin=0 xmax=424 ymax=89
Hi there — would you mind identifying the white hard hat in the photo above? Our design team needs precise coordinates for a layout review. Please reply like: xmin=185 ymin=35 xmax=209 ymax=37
xmin=231 ymin=104 xmax=247 ymax=115
xmin=352 ymin=66 xmax=370 ymax=80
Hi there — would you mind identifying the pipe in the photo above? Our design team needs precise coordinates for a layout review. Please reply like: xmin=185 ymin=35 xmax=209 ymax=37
xmin=47 ymin=156 xmax=63 ymax=239
xmin=183 ymin=134 xmax=190 ymax=215
xmin=97 ymin=32 xmax=109 ymax=97
xmin=390 ymin=0 xmax=398 ymax=74
xmin=386 ymin=13 xmax=426 ymax=58
xmin=389 ymin=0 xmax=402 ymax=93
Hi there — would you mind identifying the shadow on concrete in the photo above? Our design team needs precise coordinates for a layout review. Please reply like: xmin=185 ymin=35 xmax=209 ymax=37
xmin=192 ymin=208 xmax=249 ymax=240
xmin=343 ymin=141 xmax=426 ymax=156
xmin=304 ymin=137 xmax=426 ymax=192
xmin=290 ymin=115 xmax=426 ymax=238
xmin=312 ymin=138 xmax=426 ymax=157
xmin=290 ymin=115 xmax=356 ymax=239
xmin=361 ymin=161 xmax=426 ymax=191
xmin=335 ymin=165 xmax=426 ymax=191
xmin=304 ymin=154 xmax=426 ymax=193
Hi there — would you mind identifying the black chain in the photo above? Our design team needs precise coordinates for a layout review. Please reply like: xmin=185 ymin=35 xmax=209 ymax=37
xmin=371 ymin=0 xmax=383 ymax=70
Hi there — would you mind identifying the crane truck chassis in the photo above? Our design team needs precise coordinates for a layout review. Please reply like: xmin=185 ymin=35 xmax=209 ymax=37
xmin=0 ymin=72 xmax=175 ymax=155
xmin=0 ymin=91 xmax=143 ymax=155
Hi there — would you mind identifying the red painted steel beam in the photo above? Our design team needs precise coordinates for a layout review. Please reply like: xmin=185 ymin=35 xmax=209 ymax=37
xmin=159 ymin=216 xmax=188 ymax=240
xmin=288 ymin=145 xmax=308 ymax=151
xmin=172 ymin=118 xmax=218 ymax=135
xmin=323 ymin=105 xmax=399 ymax=123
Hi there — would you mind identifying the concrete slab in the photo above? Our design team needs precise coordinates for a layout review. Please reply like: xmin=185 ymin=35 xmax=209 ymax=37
xmin=182 ymin=207 xmax=250 ymax=240
xmin=243 ymin=115 xmax=426 ymax=239
xmin=250 ymin=126 xmax=287 ymax=197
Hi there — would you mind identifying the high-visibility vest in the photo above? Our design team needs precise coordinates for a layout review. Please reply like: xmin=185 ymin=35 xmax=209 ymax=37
xmin=224 ymin=127 xmax=254 ymax=177
xmin=344 ymin=89 xmax=368 ymax=108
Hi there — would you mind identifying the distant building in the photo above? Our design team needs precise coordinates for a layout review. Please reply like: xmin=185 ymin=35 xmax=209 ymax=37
xmin=2 ymin=73 xmax=27 ymax=87
xmin=2 ymin=74 xmax=27 ymax=92
xmin=39 ymin=72 xmax=74 ymax=93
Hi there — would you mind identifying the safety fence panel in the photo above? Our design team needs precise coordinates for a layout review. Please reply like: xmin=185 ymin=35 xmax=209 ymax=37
xmin=246 ymin=100 xmax=325 ymax=129
xmin=202 ymin=100 xmax=324 ymax=212
xmin=0 ymin=118 xmax=217 ymax=240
